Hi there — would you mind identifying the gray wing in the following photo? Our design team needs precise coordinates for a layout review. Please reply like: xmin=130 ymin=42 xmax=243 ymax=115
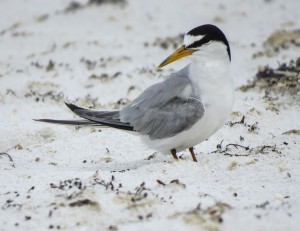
xmin=120 ymin=72 xmax=205 ymax=140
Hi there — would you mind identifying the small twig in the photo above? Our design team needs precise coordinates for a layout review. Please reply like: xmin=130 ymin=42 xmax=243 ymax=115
xmin=170 ymin=179 xmax=179 ymax=184
xmin=259 ymin=145 xmax=279 ymax=154
xmin=211 ymin=140 xmax=224 ymax=153
xmin=223 ymin=153 xmax=251 ymax=157
xmin=156 ymin=180 xmax=166 ymax=186
xmin=145 ymin=152 xmax=157 ymax=160
xmin=0 ymin=145 xmax=16 ymax=168
xmin=228 ymin=116 xmax=245 ymax=127
xmin=0 ymin=152 xmax=14 ymax=162
xmin=225 ymin=143 xmax=250 ymax=150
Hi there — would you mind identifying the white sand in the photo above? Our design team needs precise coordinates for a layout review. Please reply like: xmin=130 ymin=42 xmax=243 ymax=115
xmin=1 ymin=0 xmax=300 ymax=230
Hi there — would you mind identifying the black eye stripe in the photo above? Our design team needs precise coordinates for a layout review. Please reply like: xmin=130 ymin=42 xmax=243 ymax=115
xmin=185 ymin=36 xmax=211 ymax=49
xmin=185 ymin=24 xmax=231 ymax=61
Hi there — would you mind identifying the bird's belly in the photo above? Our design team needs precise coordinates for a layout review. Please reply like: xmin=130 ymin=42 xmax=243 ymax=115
xmin=141 ymin=100 xmax=232 ymax=154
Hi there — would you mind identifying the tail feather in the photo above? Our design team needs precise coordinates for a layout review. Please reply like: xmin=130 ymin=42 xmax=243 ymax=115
xmin=35 ymin=102 xmax=134 ymax=131
xmin=33 ymin=119 xmax=100 ymax=126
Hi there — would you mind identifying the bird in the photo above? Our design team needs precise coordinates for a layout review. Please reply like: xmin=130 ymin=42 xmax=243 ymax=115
xmin=35 ymin=24 xmax=234 ymax=162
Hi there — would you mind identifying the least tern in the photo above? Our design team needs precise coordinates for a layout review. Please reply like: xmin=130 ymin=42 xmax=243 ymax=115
xmin=36 ymin=24 xmax=233 ymax=162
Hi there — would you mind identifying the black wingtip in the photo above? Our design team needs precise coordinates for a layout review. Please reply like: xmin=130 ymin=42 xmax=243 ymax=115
xmin=33 ymin=119 xmax=58 ymax=122
xmin=65 ymin=102 xmax=81 ymax=112
xmin=33 ymin=118 xmax=54 ymax=122
xmin=33 ymin=118 xmax=98 ymax=126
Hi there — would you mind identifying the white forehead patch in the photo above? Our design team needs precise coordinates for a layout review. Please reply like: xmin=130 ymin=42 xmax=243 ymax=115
xmin=183 ymin=34 xmax=205 ymax=47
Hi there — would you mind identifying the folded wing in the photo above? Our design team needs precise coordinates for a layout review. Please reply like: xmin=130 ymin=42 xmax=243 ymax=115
xmin=120 ymin=73 xmax=205 ymax=140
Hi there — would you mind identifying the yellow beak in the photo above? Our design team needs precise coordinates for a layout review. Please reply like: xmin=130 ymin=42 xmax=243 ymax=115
xmin=156 ymin=46 xmax=195 ymax=70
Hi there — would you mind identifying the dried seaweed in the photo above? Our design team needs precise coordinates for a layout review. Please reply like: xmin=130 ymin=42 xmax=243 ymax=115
xmin=25 ymin=90 xmax=64 ymax=102
xmin=88 ymin=0 xmax=127 ymax=6
xmin=146 ymin=34 xmax=184 ymax=50
xmin=253 ymin=29 xmax=300 ymax=58
xmin=64 ymin=0 xmax=127 ymax=13
xmin=239 ymin=58 xmax=300 ymax=101
xmin=211 ymin=140 xmax=281 ymax=157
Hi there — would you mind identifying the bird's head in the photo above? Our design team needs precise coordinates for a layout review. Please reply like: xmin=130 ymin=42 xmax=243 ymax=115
xmin=157 ymin=24 xmax=231 ymax=70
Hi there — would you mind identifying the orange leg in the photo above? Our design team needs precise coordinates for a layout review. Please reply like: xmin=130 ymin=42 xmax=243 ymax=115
xmin=189 ymin=147 xmax=198 ymax=162
xmin=171 ymin=149 xmax=178 ymax=160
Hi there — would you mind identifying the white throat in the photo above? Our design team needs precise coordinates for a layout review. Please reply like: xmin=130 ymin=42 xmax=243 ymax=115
xmin=187 ymin=44 xmax=231 ymax=100
xmin=192 ymin=41 xmax=230 ymax=62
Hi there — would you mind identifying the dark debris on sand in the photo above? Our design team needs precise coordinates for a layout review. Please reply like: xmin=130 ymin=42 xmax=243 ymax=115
xmin=253 ymin=29 xmax=300 ymax=58
xmin=64 ymin=0 xmax=127 ymax=13
xmin=239 ymin=57 xmax=300 ymax=101
xmin=88 ymin=0 xmax=127 ymax=5
xmin=145 ymin=34 xmax=184 ymax=50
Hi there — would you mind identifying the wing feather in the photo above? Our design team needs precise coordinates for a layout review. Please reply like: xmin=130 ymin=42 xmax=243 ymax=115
xmin=65 ymin=103 xmax=133 ymax=131
xmin=120 ymin=74 xmax=205 ymax=139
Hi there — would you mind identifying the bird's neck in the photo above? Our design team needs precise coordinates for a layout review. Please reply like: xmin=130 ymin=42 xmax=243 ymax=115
xmin=188 ymin=55 xmax=231 ymax=98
